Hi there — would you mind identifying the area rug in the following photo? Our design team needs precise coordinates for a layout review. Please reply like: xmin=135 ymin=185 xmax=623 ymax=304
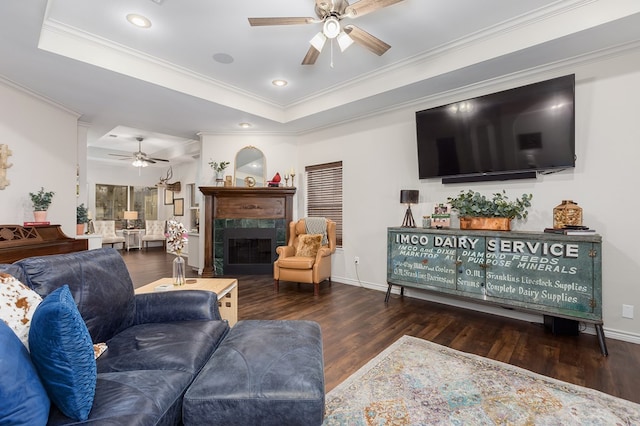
xmin=323 ymin=335 xmax=640 ymax=425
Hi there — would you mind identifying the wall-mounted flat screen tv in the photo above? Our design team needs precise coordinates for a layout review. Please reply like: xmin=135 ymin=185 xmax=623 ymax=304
xmin=416 ymin=74 xmax=575 ymax=183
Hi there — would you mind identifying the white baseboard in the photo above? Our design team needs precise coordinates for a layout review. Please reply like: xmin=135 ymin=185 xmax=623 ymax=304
xmin=333 ymin=275 xmax=640 ymax=346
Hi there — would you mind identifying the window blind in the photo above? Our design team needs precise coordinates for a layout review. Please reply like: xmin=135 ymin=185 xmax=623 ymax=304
xmin=306 ymin=161 xmax=343 ymax=246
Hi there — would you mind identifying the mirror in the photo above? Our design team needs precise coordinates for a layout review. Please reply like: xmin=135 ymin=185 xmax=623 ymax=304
xmin=234 ymin=146 xmax=266 ymax=187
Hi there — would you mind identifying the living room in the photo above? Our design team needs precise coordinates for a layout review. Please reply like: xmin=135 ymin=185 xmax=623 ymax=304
xmin=2 ymin=1 xmax=640 ymax=423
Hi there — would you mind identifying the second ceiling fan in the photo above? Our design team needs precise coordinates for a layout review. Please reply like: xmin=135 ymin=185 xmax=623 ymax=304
xmin=248 ymin=0 xmax=404 ymax=65
xmin=109 ymin=137 xmax=170 ymax=168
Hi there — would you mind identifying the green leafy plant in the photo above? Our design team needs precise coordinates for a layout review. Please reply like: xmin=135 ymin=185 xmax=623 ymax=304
xmin=208 ymin=160 xmax=230 ymax=173
xmin=29 ymin=187 xmax=55 ymax=211
xmin=76 ymin=203 xmax=89 ymax=224
xmin=447 ymin=190 xmax=533 ymax=220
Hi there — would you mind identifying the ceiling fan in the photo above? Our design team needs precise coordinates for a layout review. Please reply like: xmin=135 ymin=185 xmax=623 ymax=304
xmin=108 ymin=137 xmax=170 ymax=168
xmin=248 ymin=0 xmax=404 ymax=65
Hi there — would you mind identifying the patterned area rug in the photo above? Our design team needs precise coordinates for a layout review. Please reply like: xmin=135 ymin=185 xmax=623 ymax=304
xmin=323 ymin=335 xmax=640 ymax=425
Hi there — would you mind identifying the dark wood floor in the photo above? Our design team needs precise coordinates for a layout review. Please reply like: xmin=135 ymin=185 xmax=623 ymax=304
xmin=121 ymin=248 xmax=640 ymax=403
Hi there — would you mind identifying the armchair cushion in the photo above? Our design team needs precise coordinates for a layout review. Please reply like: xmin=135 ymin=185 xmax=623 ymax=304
xmin=277 ymin=257 xmax=316 ymax=270
xmin=296 ymin=234 xmax=322 ymax=257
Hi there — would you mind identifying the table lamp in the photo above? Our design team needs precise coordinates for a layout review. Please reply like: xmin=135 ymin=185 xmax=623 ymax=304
xmin=123 ymin=211 xmax=138 ymax=229
xmin=400 ymin=190 xmax=419 ymax=228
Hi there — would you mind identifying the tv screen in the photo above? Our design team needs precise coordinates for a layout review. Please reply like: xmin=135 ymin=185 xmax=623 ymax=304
xmin=416 ymin=75 xmax=575 ymax=182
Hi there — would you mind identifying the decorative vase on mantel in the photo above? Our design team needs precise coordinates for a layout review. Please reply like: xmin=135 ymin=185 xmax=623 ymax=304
xmin=173 ymin=250 xmax=186 ymax=286
xmin=215 ymin=171 xmax=224 ymax=186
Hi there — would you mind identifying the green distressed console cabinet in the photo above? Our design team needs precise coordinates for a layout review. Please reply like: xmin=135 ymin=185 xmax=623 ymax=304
xmin=386 ymin=227 xmax=606 ymax=355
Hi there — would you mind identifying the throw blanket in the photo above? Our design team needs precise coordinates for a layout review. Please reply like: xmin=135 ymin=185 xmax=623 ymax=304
xmin=305 ymin=217 xmax=328 ymax=246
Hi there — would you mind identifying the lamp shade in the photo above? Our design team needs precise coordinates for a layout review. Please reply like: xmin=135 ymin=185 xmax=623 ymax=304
xmin=400 ymin=190 xmax=419 ymax=204
xmin=123 ymin=211 xmax=138 ymax=220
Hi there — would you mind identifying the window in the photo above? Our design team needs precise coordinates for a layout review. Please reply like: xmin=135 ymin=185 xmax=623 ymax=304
xmin=95 ymin=184 xmax=157 ymax=229
xmin=306 ymin=161 xmax=343 ymax=247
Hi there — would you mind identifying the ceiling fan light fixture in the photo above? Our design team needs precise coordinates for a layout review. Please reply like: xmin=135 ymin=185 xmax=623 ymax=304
xmin=310 ymin=32 xmax=327 ymax=52
xmin=323 ymin=17 xmax=341 ymax=39
xmin=337 ymin=31 xmax=354 ymax=52
xmin=132 ymin=159 xmax=148 ymax=167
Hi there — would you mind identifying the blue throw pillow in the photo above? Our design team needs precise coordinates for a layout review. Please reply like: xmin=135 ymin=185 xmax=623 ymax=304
xmin=0 ymin=320 xmax=50 ymax=425
xmin=29 ymin=285 xmax=96 ymax=421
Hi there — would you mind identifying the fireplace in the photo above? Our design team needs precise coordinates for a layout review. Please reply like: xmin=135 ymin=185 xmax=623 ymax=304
xmin=224 ymin=227 xmax=277 ymax=274
xmin=199 ymin=187 xmax=296 ymax=277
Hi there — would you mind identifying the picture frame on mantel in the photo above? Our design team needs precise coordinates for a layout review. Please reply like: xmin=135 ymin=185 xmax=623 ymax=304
xmin=173 ymin=198 xmax=184 ymax=216
xmin=164 ymin=189 xmax=174 ymax=205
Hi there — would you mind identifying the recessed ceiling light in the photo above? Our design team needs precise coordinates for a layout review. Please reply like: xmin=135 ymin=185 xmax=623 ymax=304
xmin=238 ymin=122 xmax=252 ymax=129
xmin=126 ymin=14 xmax=152 ymax=28
xmin=272 ymin=79 xmax=288 ymax=87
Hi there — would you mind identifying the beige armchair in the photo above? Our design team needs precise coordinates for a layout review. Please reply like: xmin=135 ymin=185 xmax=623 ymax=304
xmin=93 ymin=220 xmax=125 ymax=249
xmin=141 ymin=220 xmax=166 ymax=250
xmin=273 ymin=218 xmax=337 ymax=296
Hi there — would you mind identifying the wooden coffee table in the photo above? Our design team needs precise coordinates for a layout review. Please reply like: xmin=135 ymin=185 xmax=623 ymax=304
xmin=135 ymin=278 xmax=238 ymax=326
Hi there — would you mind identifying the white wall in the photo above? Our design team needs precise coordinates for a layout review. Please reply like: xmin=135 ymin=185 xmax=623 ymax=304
xmin=0 ymin=78 xmax=79 ymax=235
xmin=299 ymin=49 xmax=640 ymax=342
xmin=199 ymin=132 xmax=300 ymax=209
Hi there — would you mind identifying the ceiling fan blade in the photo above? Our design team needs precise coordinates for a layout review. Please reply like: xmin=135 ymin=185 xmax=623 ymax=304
xmin=148 ymin=157 xmax=170 ymax=162
xmin=302 ymin=46 xmax=321 ymax=65
xmin=344 ymin=25 xmax=390 ymax=56
xmin=109 ymin=154 xmax=133 ymax=158
xmin=248 ymin=17 xmax=316 ymax=26
xmin=344 ymin=0 xmax=404 ymax=18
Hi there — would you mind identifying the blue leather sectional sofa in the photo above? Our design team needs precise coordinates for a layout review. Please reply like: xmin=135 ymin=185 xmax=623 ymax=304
xmin=1 ymin=248 xmax=230 ymax=425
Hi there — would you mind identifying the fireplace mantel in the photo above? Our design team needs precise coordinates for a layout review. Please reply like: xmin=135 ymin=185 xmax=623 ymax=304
xmin=199 ymin=187 xmax=296 ymax=277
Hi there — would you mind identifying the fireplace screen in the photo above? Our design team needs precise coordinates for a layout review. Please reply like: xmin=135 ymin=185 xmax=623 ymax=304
xmin=224 ymin=228 xmax=277 ymax=274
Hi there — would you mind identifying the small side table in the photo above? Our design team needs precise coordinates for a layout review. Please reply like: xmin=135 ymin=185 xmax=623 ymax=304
xmin=122 ymin=229 xmax=144 ymax=251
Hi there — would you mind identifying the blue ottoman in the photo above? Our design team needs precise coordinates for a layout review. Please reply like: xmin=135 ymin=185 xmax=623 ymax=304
xmin=183 ymin=320 xmax=325 ymax=426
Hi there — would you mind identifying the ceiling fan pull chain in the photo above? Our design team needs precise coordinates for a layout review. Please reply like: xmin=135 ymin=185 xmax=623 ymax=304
xmin=330 ymin=39 xmax=334 ymax=68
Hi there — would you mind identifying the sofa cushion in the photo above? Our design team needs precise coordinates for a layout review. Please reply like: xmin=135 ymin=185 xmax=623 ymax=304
xmin=17 ymin=248 xmax=136 ymax=343
xmin=29 ymin=285 xmax=97 ymax=421
xmin=0 ymin=263 xmax=27 ymax=283
xmin=0 ymin=321 xmax=50 ymax=425
xmin=0 ymin=273 xmax=42 ymax=349
xmin=296 ymin=234 xmax=322 ymax=257
xmin=97 ymin=320 xmax=229 ymax=375
xmin=47 ymin=370 xmax=193 ymax=426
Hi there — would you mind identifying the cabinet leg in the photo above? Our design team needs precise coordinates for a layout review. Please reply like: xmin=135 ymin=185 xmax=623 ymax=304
xmin=385 ymin=283 xmax=404 ymax=303
xmin=595 ymin=324 xmax=608 ymax=356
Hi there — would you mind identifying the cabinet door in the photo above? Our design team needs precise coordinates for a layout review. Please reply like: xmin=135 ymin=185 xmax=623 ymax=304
xmin=455 ymin=235 xmax=486 ymax=296
xmin=387 ymin=230 xmax=456 ymax=290
xmin=484 ymin=236 xmax=598 ymax=319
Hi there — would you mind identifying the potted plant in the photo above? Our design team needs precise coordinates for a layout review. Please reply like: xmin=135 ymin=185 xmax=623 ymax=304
xmin=447 ymin=190 xmax=532 ymax=231
xmin=29 ymin=187 xmax=55 ymax=222
xmin=76 ymin=203 xmax=89 ymax=235
xmin=208 ymin=160 xmax=230 ymax=185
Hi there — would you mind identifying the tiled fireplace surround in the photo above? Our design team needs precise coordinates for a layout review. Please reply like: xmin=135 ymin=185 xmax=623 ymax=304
xmin=199 ymin=187 xmax=296 ymax=277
